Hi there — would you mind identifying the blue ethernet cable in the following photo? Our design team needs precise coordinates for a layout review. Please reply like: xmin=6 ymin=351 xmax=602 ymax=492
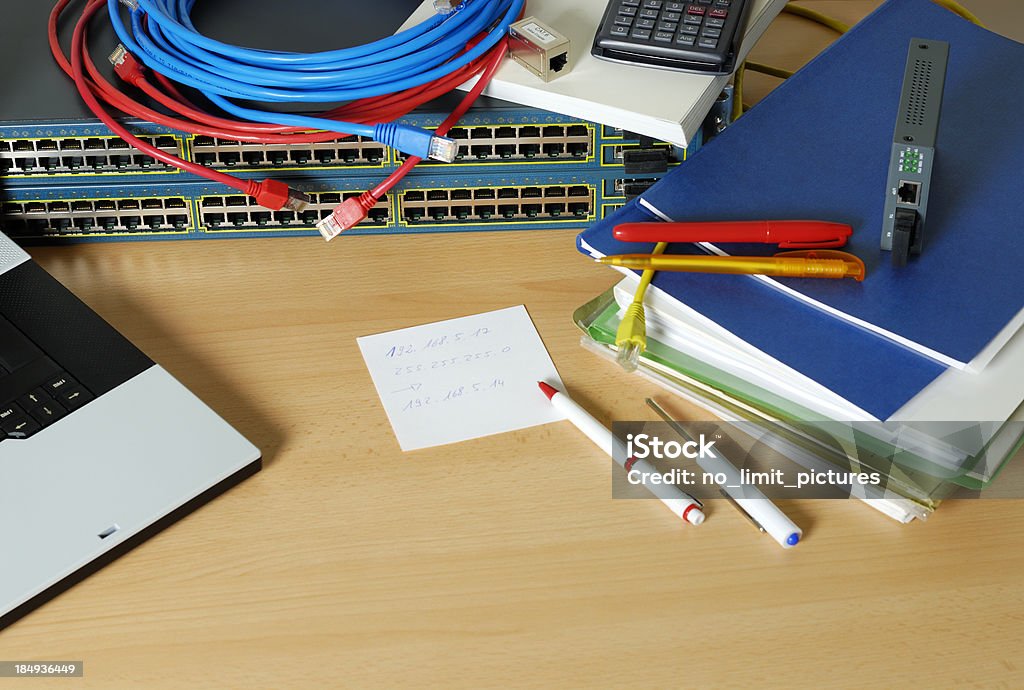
xmin=107 ymin=0 xmax=525 ymax=161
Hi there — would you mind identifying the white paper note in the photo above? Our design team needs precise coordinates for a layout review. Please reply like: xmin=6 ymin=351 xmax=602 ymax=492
xmin=357 ymin=306 xmax=566 ymax=451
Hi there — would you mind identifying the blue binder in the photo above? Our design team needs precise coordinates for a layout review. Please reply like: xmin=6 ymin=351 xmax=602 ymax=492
xmin=578 ymin=0 xmax=1024 ymax=420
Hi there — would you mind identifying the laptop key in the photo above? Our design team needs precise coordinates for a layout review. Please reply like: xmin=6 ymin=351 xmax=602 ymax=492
xmin=1 ymin=414 xmax=40 ymax=439
xmin=29 ymin=401 xmax=67 ymax=426
xmin=58 ymin=387 xmax=93 ymax=411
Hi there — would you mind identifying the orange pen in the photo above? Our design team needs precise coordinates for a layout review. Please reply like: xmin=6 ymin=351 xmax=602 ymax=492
xmin=597 ymin=250 xmax=866 ymax=281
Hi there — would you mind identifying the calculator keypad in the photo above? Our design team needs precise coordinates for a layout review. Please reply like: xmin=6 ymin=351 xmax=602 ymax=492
xmin=597 ymin=0 xmax=742 ymax=64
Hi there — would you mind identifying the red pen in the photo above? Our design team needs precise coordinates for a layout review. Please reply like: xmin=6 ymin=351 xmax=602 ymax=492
xmin=613 ymin=220 xmax=853 ymax=249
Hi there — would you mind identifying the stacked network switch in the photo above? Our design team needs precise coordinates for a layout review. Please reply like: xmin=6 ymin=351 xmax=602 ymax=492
xmin=0 ymin=3 xmax=693 ymax=244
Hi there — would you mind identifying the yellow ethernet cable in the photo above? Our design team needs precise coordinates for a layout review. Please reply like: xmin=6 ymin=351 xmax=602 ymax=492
xmin=614 ymin=241 xmax=667 ymax=371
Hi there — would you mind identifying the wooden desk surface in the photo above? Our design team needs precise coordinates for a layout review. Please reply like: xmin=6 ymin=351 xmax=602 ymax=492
xmin=4 ymin=2 xmax=1024 ymax=687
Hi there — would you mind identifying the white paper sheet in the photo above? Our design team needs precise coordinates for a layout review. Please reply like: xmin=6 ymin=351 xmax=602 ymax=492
xmin=357 ymin=306 xmax=566 ymax=451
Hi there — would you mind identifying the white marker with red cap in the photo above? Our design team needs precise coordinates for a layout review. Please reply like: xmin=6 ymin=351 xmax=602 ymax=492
xmin=539 ymin=382 xmax=705 ymax=525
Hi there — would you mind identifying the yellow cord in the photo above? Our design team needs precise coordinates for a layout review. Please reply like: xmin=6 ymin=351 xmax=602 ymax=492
xmin=615 ymin=0 xmax=982 ymax=372
xmin=614 ymin=242 xmax=666 ymax=371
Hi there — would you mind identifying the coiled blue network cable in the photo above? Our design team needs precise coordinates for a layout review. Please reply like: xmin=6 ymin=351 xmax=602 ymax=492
xmin=107 ymin=0 xmax=525 ymax=160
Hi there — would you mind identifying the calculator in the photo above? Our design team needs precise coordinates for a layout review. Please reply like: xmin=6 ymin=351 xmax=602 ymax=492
xmin=592 ymin=0 xmax=753 ymax=75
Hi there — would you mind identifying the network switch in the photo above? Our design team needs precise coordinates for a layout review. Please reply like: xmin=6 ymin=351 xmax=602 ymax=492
xmin=0 ymin=171 xmax=626 ymax=242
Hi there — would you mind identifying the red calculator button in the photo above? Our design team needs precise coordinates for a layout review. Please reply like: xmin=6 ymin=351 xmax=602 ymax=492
xmin=708 ymin=7 xmax=728 ymax=18
xmin=687 ymin=5 xmax=706 ymax=14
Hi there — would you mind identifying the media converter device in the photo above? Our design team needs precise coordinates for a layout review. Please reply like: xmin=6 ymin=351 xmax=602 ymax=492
xmin=880 ymin=39 xmax=949 ymax=267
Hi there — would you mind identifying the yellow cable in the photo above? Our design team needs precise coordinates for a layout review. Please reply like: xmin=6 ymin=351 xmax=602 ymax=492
xmin=930 ymin=0 xmax=983 ymax=25
xmin=614 ymin=241 xmax=666 ymax=371
xmin=744 ymin=61 xmax=794 ymax=79
xmin=783 ymin=3 xmax=850 ymax=33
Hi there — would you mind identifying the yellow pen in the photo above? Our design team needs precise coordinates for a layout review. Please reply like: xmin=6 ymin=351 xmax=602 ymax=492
xmin=597 ymin=249 xmax=866 ymax=281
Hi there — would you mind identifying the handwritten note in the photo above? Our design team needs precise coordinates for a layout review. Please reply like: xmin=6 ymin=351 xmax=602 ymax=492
xmin=357 ymin=306 xmax=566 ymax=451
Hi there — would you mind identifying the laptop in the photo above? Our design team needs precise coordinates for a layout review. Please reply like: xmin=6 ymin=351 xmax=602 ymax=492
xmin=0 ymin=230 xmax=261 ymax=630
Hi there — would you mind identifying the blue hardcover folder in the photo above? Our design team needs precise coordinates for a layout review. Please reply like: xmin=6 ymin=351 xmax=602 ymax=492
xmin=578 ymin=0 xmax=1024 ymax=420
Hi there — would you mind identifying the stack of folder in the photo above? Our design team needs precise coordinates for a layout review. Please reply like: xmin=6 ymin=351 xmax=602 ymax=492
xmin=576 ymin=0 xmax=1024 ymax=522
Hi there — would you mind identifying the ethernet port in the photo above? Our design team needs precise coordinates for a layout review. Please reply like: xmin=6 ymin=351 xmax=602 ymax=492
xmin=193 ymin=136 xmax=215 ymax=147
xmin=165 ymin=198 xmax=186 ymax=209
xmin=0 ymin=159 xmax=12 ymax=173
xmin=339 ymin=149 xmax=357 ymax=164
xmin=39 ymin=155 xmax=61 ymax=169
xmin=72 ymin=200 xmax=93 ymax=212
xmin=36 ymin=139 xmax=55 ymax=150
xmin=315 ymin=150 xmax=335 ymax=164
xmin=15 ymin=158 xmax=36 ymax=171
xmin=549 ymin=52 xmax=568 ymax=75
xmin=300 ymin=210 xmax=319 ymax=225
xmin=53 ymin=217 xmax=72 ymax=231
xmin=566 ymin=125 xmax=588 ymax=137
xmin=405 ymin=191 xmax=425 ymax=202
xmin=96 ymin=200 xmax=117 ymax=212
xmin=476 ymin=205 xmax=495 ymax=219
xmin=84 ymin=138 xmax=106 ymax=151
xmin=203 ymin=197 xmax=224 ymax=207
xmin=146 ymin=216 xmax=165 ymax=230
xmin=544 ymin=187 xmax=566 ymax=197
xmin=26 ymin=202 xmax=47 ymax=214
xmin=62 ymin=156 xmax=84 ymax=169
xmin=897 ymin=180 xmax=921 ymax=206
xmin=363 ymin=148 xmax=384 ymax=163
xmin=521 ymin=187 xmax=542 ymax=198
xmin=427 ymin=190 xmax=448 ymax=201
xmin=429 ymin=207 xmax=448 ymax=221
xmin=243 ymin=151 xmax=265 ymax=166
xmin=97 ymin=216 xmax=118 ymax=230
xmin=85 ymin=155 xmax=109 ymax=169
xmin=451 ymin=205 xmax=471 ymax=220
xmin=204 ymin=213 xmax=225 ymax=227
xmin=111 ymin=154 xmax=132 ymax=168
xmin=448 ymin=128 xmax=468 ymax=140
xmin=470 ymin=145 xmax=492 ymax=159
xmin=156 ymin=136 xmax=177 ymax=149
xmin=0 ymin=141 xmax=10 ymax=151
xmin=74 ymin=217 xmax=96 ymax=231
xmin=569 ymin=186 xmax=590 ymax=197
xmin=450 ymin=189 xmax=472 ymax=201
xmin=227 ymin=212 xmax=248 ymax=227
xmin=320 ymin=193 xmax=342 ymax=205
xmin=141 ymin=199 xmax=162 ymax=210
xmin=473 ymin=189 xmax=495 ymax=199
xmin=543 ymin=143 xmax=565 ymax=157
xmin=268 ymin=151 xmax=288 ymax=165
xmin=219 ymin=151 xmax=241 ymax=166
xmin=519 ymin=126 xmax=540 ymax=138
xmin=121 ymin=215 xmax=141 ymax=230
xmin=225 ymin=196 xmax=247 ymax=207
xmin=518 ymin=143 xmax=540 ymax=158
xmin=495 ymin=126 xmax=516 ymax=139
xmin=543 ymin=126 xmax=564 ymax=137
xmin=367 ymin=207 xmax=388 ymax=224
xmin=569 ymin=202 xmax=590 ymax=217
xmin=195 ymin=152 xmax=217 ymax=165
xmin=118 ymin=199 xmax=140 ymax=210
xmin=1 ymin=202 xmax=23 ymax=214
xmin=498 ymin=188 xmax=518 ymax=199
xmin=545 ymin=203 xmax=565 ymax=217
xmin=274 ymin=211 xmax=295 ymax=224
xmin=108 ymin=138 xmax=129 ymax=150
xmin=48 ymin=202 xmax=71 ymax=213
xmin=60 ymin=139 xmax=82 ymax=150
xmin=290 ymin=150 xmax=311 ymax=165
xmin=13 ymin=140 xmax=33 ymax=152
xmin=471 ymin=128 xmax=493 ymax=139
xmin=404 ymin=208 xmax=424 ymax=223
xmin=135 ymin=154 xmax=157 ymax=168
xmin=498 ymin=204 xmax=518 ymax=219
xmin=251 ymin=211 xmax=272 ymax=226
xmin=495 ymin=144 xmax=516 ymax=158
xmin=522 ymin=203 xmax=542 ymax=217
xmin=568 ymin=142 xmax=589 ymax=157
xmin=168 ymin=214 xmax=189 ymax=229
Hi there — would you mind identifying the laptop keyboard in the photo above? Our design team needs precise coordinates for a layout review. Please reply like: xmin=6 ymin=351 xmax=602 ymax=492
xmin=0 ymin=314 xmax=93 ymax=440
